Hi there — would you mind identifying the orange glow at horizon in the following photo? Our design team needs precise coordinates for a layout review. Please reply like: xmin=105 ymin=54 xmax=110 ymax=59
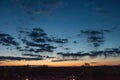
xmin=0 ymin=60 xmax=83 ymax=66
xmin=0 ymin=57 xmax=120 ymax=67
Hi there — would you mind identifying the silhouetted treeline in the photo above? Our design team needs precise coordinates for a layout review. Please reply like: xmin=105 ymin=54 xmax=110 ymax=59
xmin=0 ymin=65 xmax=120 ymax=80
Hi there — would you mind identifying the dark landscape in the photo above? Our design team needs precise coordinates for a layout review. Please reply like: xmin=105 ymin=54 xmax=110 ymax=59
xmin=0 ymin=65 xmax=120 ymax=80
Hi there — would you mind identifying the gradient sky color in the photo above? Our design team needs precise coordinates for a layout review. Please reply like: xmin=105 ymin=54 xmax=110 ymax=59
xmin=0 ymin=0 xmax=120 ymax=66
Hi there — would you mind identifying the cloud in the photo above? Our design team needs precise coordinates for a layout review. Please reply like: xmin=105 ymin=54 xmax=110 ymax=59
xmin=22 ymin=53 xmax=55 ymax=59
xmin=45 ymin=56 xmax=56 ymax=59
xmin=12 ymin=0 xmax=65 ymax=16
xmin=17 ymin=27 xmax=68 ymax=53
xmin=22 ymin=53 xmax=44 ymax=57
xmin=17 ymin=45 xmax=56 ymax=53
xmin=53 ymin=38 xmax=68 ymax=44
xmin=73 ymin=41 xmax=78 ymax=44
xmin=57 ymin=52 xmax=90 ymax=58
xmin=51 ymin=59 xmax=79 ymax=62
xmin=0 ymin=27 xmax=119 ymax=62
xmin=17 ymin=28 xmax=55 ymax=53
xmin=80 ymin=29 xmax=110 ymax=48
xmin=0 ymin=33 xmax=19 ymax=46
xmin=57 ymin=47 xmax=120 ymax=58
xmin=0 ymin=56 xmax=43 ymax=61
xmin=80 ymin=29 xmax=110 ymax=35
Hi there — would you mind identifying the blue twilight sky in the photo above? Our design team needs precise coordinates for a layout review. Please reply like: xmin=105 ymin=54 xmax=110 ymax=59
xmin=0 ymin=0 xmax=120 ymax=65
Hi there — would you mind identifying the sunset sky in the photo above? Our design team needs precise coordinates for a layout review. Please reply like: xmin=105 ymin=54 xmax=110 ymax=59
xmin=0 ymin=0 xmax=120 ymax=66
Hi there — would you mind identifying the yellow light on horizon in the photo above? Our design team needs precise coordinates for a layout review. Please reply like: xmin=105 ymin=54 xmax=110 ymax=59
xmin=25 ymin=78 xmax=29 ymax=80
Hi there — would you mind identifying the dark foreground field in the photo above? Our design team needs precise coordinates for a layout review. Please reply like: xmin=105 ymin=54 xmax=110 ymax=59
xmin=0 ymin=65 xmax=120 ymax=80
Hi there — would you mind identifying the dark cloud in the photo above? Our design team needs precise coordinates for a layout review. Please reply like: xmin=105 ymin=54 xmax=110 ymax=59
xmin=0 ymin=33 xmax=19 ymax=46
xmin=53 ymin=38 xmax=68 ymax=44
xmin=64 ymin=48 xmax=70 ymax=51
xmin=80 ymin=29 xmax=110 ymax=35
xmin=29 ymin=28 xmax=47 ymax=41
xmin=57 ymin=52 xmax=89 ymax=58
xmin=73 ymin=41 xmax=78 ymax=44
xmin=20 ymin=41 xmax=57 ymax=53
xmin=17 ymin=28 xmax=54 ymax=53
xmin=22 ymin=53 xmax=55 ymax=59
xmin=51 ymin=59 xmax=79 ymax=62
xmin=22 ymin=53 xmax=44 ymax=58
xmin=0 ymin=28 xmax=68 ymax=61
xmin=80 ymin=29 xmax=110 ymax=48
xmin=45 ymin=56 xmax=56 ymax=59
xmin=57 ymin=47 xmax=120 ymax=58
xmin=17 ymin=46 xmax=56 ymax=53
xmin=0 ymin=56 xmax=43 ymax=61
xmin=17 ymin=27 xmax=68 ymax=53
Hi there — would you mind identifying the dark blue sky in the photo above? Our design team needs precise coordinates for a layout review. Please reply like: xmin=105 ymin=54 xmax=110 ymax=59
xmin=0 ymin=0 xmax=120 ymax=66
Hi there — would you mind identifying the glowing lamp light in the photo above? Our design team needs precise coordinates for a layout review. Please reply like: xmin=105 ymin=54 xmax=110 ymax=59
xmin=25 ymin=78 xmax=29 ymax=80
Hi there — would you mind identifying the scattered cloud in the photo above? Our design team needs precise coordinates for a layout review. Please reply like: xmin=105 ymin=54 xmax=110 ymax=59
xmin=57 ymin=47 xmax=120 ymax=58
xmin=22 ymin=53 xmax=56 ymax=59
xmin=0 ymin=33 xmax=19 ymax=46
xmin=0 ymin=56 xmax=43 ymax=61
xmin=73 ymin=41 xmax=78 ymax=44
xmin=12 ymin=0 xmax=66 ymax=16
xmin=17 ymin=27 xmax=68 ymax=53
xmin=0 ymin=27 xmax=119 ymax=62
xmin=22 ymin=53 xmax=44 ymax=58
xmin=0 ymin=27 xmax=69 ymax=61
xmin=80 ymin=29 xmax=110 ymax=48
xmin=51 ymin=59 xmax=79 ymax=62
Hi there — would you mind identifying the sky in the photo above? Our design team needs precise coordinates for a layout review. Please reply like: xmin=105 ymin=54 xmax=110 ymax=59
xmin=0 ymin=0 xmax=120 ymax=66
